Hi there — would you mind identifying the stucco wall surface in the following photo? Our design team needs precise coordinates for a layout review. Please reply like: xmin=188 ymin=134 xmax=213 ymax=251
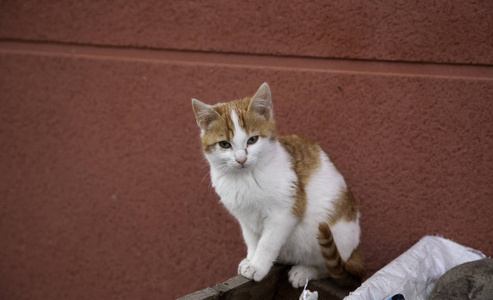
xmin=0 ymin=1 xmax=492 ymax=300
xmin=1 ymin=0 xmax=492 ymax=64
xmin=1 ymin=48 xmax=492 ymax=299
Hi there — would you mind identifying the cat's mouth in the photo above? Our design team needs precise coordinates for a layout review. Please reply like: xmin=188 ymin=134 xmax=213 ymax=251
xmin=233 ymin=163 xmax=248 ymax=170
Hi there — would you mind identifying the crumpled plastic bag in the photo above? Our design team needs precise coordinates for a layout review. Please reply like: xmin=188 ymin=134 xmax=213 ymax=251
xmin=344 ymin=236 xmax=486 ymax=300
xmin=299 ymin=279 xmax=318 ymax=300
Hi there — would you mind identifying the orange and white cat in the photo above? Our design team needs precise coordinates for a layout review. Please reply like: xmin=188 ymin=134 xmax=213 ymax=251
xmin=192 ymin=83 xmax=365 ymax=288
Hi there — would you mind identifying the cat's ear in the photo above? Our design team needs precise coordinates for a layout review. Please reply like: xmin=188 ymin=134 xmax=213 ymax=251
xmin=249 ymin=82 xmax=273 ymax=120
xmin=192 ymin=98 xmax=218 ymax=130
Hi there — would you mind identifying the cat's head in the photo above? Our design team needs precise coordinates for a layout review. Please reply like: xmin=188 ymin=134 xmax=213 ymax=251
xmin=192 ymin=83 xmax=277 ymax=172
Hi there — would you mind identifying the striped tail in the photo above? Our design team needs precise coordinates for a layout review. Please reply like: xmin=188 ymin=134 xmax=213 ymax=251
xmin=317 ymin=222 xmax=366 ymax=287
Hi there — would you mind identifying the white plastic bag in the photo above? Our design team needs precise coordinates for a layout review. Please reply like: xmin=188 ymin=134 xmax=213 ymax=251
xmin=344 ymin=236 xmax=486 ymax=300
xmin=299 ymin=279 xmax=318 ymax=300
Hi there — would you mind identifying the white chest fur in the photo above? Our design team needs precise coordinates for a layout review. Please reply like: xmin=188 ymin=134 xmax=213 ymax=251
xmin=208 ymin=141 xmax=296 ymax=233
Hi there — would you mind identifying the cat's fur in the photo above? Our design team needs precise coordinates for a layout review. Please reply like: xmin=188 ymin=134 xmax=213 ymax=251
xmin=192 ymin=83 xmax=365 ymax=288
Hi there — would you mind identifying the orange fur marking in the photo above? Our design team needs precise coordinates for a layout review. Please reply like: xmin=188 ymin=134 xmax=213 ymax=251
xmin=279 ymin=135 xmax=321 ymax=218
xmin=328 ymin=188 xmax=359 ymax=225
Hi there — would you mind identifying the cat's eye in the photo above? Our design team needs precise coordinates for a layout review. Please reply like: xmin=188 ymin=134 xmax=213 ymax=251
xmin=218 ymin=141 xmax=231 ymax=149
xmin=247 ymin=136 xmax=259 ymax=145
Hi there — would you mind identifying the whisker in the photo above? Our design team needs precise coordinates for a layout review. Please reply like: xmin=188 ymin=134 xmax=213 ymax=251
xmin=201 ymin=172 xmax=210 ymax=183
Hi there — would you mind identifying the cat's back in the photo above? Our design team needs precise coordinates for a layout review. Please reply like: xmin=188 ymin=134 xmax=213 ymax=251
xmin=279 ymin=134 xmax=347 ymax=216
xmin=279 ymin=134 xmax=340 ymax=183
xmin=277 ymin=134 xmax=355 ymax=265
xmin=278 ymin=134 xmax=321 ymax=172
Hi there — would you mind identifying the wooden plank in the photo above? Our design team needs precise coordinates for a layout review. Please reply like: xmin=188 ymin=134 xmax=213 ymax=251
xmin=177 ymin=287 xmax=219 ymax=300
xmin=274 ymin=267 xmax=354 ymax=300
xmin=219 ymin=265 xmax=285 ymax=300
xmin=178 ymin=264 xmax=356 ymax=300
xmin=307 ymin=278 xmax=354 ymax=300
xmin=178 ymin=265 xmax=286 ymax=300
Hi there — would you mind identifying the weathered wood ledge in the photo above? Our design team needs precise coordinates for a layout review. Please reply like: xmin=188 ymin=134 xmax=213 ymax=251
xmin=178 ymin=265 xmax=356 ymax=300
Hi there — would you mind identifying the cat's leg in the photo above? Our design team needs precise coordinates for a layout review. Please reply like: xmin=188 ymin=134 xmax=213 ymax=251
xmin=237 ymin=221 xmax=260 ymax=274
xmin=239 ymin=221 xmax=259 ymax=260
xmin=288 ymin=265 xmax=321 ymax=288
xmin=239 ymin=213 xmax=297 ymax=282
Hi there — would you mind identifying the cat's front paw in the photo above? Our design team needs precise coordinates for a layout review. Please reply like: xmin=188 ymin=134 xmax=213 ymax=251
xmin=238 ymin=259 xmax=270 ymax=282
xmin=238 ymin=258 xmax=250 ymax=274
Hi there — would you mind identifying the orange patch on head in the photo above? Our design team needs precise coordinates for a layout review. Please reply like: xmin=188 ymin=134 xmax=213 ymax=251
xmin=200 ymin=97 xmax=276 ymax=153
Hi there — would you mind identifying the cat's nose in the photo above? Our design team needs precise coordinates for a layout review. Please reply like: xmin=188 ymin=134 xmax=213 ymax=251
xmin=235 ymin=150 xmax=247 ymax=165
xmin=236 ymin=157 xmax=247 ymax=165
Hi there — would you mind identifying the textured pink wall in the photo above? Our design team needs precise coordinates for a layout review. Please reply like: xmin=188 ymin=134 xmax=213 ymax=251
xmin=0 ymin=1 xmax=492 ymax=300
xmin=1 ymin=0 xmax=492 ymax=64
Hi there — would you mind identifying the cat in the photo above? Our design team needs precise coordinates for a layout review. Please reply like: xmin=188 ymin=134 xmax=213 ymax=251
xmin=191 ymin=83 xmax=365 ymax=288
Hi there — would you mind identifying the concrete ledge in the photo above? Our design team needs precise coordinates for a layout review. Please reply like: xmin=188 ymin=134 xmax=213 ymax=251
xmin=2 ymin=41 xmax=492 ymax=80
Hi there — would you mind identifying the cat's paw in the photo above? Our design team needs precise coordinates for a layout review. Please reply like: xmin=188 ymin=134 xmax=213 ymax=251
xmin=238 ymin=259 xmax=270 ymax=282
xmin=237 ymin=258 xmax=250 ymax=274
xmin=288 ymin=265 xmax=319 ymax=288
